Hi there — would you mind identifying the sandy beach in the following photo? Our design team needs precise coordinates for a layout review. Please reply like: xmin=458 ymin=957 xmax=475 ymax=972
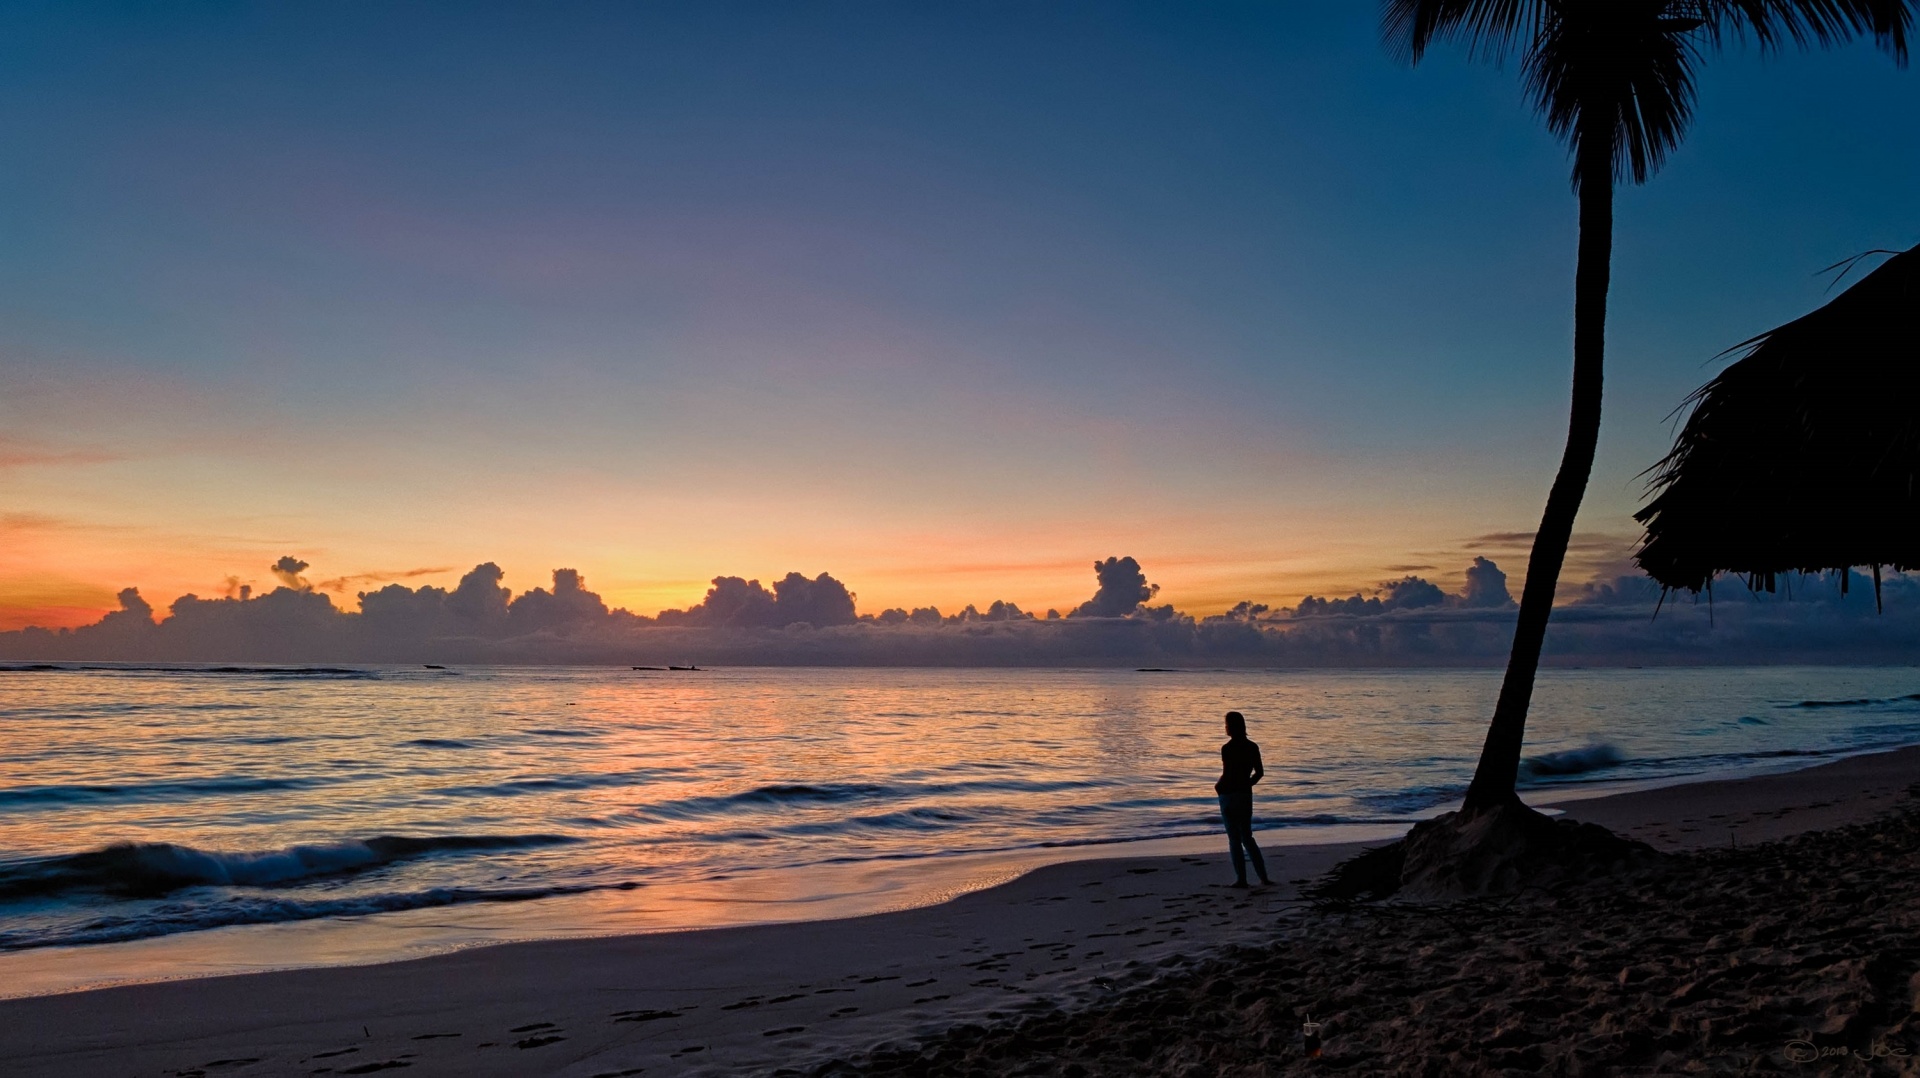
xmin=3 ymin=746 xmax=1919 ymax=1077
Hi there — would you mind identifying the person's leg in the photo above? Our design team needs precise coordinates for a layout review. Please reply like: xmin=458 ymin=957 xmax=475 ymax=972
xmin=1218 ymin=793 xmax=1247 ymax=883
xmin=1242 ymin=821 xmax=1270 ymax=884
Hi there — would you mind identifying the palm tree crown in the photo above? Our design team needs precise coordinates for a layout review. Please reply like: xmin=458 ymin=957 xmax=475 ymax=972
xmin=1385 ymin=1 xmax=1909 ymax=189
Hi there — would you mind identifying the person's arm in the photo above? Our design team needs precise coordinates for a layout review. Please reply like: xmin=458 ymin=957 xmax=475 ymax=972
xmin=1250 ymin=742 xmax=1264 ymax=785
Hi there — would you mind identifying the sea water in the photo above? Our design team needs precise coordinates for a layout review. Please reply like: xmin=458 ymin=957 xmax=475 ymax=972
xmin=2 ymin=664 xmax=1918 ymax=985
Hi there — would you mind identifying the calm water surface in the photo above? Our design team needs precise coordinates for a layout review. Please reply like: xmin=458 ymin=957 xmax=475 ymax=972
xmin=3 ymin=664 xmax=1919 ymax=958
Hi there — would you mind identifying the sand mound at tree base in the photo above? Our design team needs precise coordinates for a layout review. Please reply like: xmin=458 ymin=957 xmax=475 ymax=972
xmin=1313 ymin=802 xmax=1661 ymax=902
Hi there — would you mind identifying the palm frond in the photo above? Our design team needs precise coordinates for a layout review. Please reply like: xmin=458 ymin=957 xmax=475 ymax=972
xmin=1381 ymin=0 xmax=1546 ymax=63
xmin=1695 ymin=1 xmax=1912 ymax=63
xmin=1385 ymin=0 xmax=1914 ymax=190
xmin=1525 ymin=2 xmax=1700 ymax=189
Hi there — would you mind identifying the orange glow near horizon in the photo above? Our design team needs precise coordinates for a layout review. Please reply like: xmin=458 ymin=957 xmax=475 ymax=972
xmin=0 ymin=377 xmax=1645 ymax=634
xmin=0 ymin=523 xmax=1641 ymax=633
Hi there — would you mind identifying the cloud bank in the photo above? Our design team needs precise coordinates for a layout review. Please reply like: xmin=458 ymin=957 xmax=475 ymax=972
xmin=4 ymin=555 xmax=1919 ymax=667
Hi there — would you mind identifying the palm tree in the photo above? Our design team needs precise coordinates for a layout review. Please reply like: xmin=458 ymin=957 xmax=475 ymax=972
xmin=1383 ymin=0 xmax=1911 ymax=811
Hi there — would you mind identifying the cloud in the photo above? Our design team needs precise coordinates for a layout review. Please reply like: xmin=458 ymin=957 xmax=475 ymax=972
xmin=1464 ymin=531 xmax=1633 ymax=559
xmin=6 ymin=555 xmax=1920 ymax=668
xmin=1462 ymin=556 xmax=1513 ymax=608
xmin=0 ymin=435 xmax=118 ymax=470
xmin=657 ymin=571 xmax=857 ymax=629
xmin=1381 ymin=575 xmax=1446 ymax=609
xmin=1461 ymin=530 xmax=1636 ymax=587
xmin=658 ymin=576 xmax=775 ymax=627
xmin=0 ymin=512 xmax=139 ymax=538
xmin=313 ymin=567 xmax=453 ymax=594
xmin=270 ymin=556 xmax=311 ymax=590
xmin=1291 ymin=558 xmax=1512 ymax=617
xmin=1464 ymin=531 xmax=1537 ymax=548
xmin=1071 ymin=556 xmax=1158 ymax=618
xmin=508 ymin=568 xmax=611 ymax=634
xmin=771 ymin=571 xmax=857 ymax=627
xmin=445 ymin=562 xmax=511 ymax=623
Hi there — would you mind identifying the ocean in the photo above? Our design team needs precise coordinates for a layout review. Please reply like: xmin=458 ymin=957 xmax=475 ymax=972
xmin=3 ymin=663 xmax=1919 ymax=991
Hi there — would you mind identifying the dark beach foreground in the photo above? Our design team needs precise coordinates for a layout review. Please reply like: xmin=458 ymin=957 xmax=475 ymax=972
xmin=811 ymin=759 xmax=1920 ymax=1077
xmin=4 ymin=747 xmax=1919 ymax=1076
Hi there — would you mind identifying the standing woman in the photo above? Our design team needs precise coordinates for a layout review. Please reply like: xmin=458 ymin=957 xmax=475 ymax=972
xmin=1215 ymin=710 xmax=1271 ymax=888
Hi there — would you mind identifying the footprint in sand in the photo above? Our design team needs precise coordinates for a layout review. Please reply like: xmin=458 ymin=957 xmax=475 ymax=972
xmin=829 ymin=1007 xmax=859 ymax=1017
xmin=611 ymin=1008 xmax=681 ymax=1023
xmin=590 ymin=1069 xmax=647 ymax=1078
xmin=338 ymin=1061 xmax=412 ymax=1075
xmin=410 ymin=1033 xmax=459 ymax=1041
xmin=509 ymin=1023 xmax=564 ymax=1049
xmin=762 ymin=1026 xmax=806 ymax=1037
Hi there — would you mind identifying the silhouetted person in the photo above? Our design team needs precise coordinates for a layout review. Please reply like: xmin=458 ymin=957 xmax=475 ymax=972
xmin=1215 ymin=710 xmax=1270 ymax=888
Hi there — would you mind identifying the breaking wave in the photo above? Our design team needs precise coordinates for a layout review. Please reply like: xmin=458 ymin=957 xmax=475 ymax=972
xmin=1787 ymin=693 xmax=1920 ymax=709
xmin=0 ymin=834 xmax=575 ymax=901
xmin=0 ymin=881 xmax=633 ymax=951
xmin=1521 ymin=743 xmax=1626 ymax=778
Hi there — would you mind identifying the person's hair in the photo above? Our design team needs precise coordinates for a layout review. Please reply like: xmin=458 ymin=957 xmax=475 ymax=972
xmin=1224 ymin=710 xmax=1246 ymax=738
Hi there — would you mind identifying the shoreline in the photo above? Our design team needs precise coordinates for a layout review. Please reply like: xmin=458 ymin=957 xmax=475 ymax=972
xmin=3 ymin=744 xmax=1919 ymax=1076
xmin=0 ymin=819 xmax=1419 ymax=1002
xmin=0 ymin=741 xmax=1886 ymax=1003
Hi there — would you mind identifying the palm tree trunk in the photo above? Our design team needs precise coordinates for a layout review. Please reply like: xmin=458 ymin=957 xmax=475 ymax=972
xmin=1460 ymin=139 xmax=1613 ymax=811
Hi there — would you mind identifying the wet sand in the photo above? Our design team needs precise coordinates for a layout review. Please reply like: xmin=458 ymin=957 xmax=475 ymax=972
xmin=4 ymin=746 xmax=1919 ymax=1077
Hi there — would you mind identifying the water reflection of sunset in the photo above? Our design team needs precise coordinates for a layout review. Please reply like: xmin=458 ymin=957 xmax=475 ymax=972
xmin=7 ymin=664 xmax=1917 ymax=969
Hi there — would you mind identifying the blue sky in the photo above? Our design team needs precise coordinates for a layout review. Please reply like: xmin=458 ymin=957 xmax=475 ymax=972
xmin=0 ymin=1 xmax=1913 ymax=625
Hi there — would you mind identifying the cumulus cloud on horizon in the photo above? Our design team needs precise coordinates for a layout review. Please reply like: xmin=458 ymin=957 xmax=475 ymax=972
xmin=4 ymin=554 xmax=1919 ymax=667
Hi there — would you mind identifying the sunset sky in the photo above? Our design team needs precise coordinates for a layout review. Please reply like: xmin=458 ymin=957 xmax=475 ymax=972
xmin=1 ymin=2 xmax=1914 ymax=630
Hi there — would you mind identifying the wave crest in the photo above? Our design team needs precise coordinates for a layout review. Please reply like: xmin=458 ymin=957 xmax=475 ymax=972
xmin=1789 ymin=692 xmax=1920 ymax=709
xmin=1521 ymin=743 xmax=1625 ymax=778
xmin=0 ymin=834 xmax=574 ymax=901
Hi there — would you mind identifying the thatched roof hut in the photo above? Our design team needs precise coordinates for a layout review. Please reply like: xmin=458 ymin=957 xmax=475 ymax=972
xmin=1634 ymin=242 xmax=1920 ymax=605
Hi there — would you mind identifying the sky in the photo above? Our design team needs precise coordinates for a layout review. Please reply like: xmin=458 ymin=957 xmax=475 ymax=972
xmin=0 ymin=1 xmax=1915 ymax=630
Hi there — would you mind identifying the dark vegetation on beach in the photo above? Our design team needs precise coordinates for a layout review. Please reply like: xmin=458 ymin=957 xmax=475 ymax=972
xmin=800 ymin=790 xmax=1920 ymax=1076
